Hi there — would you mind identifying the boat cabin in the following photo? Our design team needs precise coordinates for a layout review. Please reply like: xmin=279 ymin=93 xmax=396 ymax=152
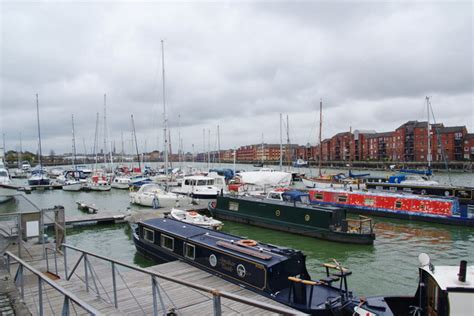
xmin=354 ymin=255 xmax=473 ymax=316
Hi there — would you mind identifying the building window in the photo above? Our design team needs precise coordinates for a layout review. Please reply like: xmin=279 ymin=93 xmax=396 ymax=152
xmin=144 ymin=228 xmax=154 ymax=243
xmin=395 ymin=201 xmax=402 ymax=208
xmin=161 ymin=234 xmax=174 ymax=251
xmin=337 ymin=195 xmax=348 ymax=202
xmin=184 ymin=243 xmax=195 ymax=260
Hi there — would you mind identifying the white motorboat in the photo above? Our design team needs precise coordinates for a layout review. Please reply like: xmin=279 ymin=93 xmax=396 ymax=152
xmin=62 ymin=179 xmax=83 ymax=192
xmin=169 ymin=208 xmax=223 ymax=230
xmin=28 ymin=168 xmax=51 ymax=186
xmin=172 ymin=175 xmax=220 ymax=199
xmin=111 ymin=176 xmax=130 ymax=189
xmin=130 ymin=183 xmax=188 ymax=208
xmin=0 ymin=162 xmax=15 ymax=203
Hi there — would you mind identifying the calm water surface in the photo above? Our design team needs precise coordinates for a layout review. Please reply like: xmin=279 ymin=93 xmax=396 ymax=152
xmin=1 ymin=164 xmax=473 ymax=297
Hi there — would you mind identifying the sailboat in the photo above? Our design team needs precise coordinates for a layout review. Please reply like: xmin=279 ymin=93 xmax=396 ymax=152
xmin=28 ymin=94 xmax=51 ymax=186
xmin=87 ymin=96 xmax=111 ymax=191
xmin=301 ymin=99 xmax=358 ymax=188
xmin=62 ymin=114 xmax=83 ymax=191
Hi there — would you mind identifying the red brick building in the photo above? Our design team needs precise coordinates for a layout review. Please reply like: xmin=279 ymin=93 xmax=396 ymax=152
xmin=464 ymin=134 xmax=474 ymax=160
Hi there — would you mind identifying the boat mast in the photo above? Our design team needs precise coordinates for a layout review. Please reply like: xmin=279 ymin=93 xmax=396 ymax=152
xmin=319 ymin=99 xmax=322 ymax=176
xmin=131 ymin=115 xmax=141 ymax=171
xmin=286 ymin=115 xmax=290 ymax=169
xmin=426 ymin=96 xmax=432 ymax=170
xmin=103 ymin=94 xmax=107 ymax=166
xmin=35 ymin=94 xmax=43 ymax=169
xmin=121 ymin=131 xmax=124 ymax=163
xmin=207 ymin=129 xmax=211 ymax=170
xmin=178 ymin=113 xmax=182 ymax=169
xmin=71 ymin=114 xmax=77 ymax=169
xmin=93 ymin=112 xmax=99 ymax=170
xmin=18 ymin=133 xmax=22 ymax=169
xmin=279 ymin=113 xmax=283 ymax=170
xmin=217 ymin=125 xmax=221 ymax=164
xmin=161 ymin=40 xmax=169 ymax=177
xmin=261 ymin=133 xmax=264 ymax=164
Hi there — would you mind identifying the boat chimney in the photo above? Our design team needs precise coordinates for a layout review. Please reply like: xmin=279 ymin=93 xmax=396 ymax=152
xmin=458 ymin=260 xmax=467 ymax=282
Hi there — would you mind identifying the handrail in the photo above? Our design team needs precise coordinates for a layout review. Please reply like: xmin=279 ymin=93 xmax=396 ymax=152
xmin=62 ymin=243 xmax=302 ymax=315
xmin=5 ymin=251 xmax=101 ymax=315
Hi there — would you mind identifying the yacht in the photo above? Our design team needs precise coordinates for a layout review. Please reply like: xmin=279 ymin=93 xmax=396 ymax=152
xmin=172 ymin=175 xmax=220 ymax=199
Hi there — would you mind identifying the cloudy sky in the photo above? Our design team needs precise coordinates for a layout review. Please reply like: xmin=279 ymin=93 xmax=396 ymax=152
xmin=1 ymin=1 xmax=472 ymax=155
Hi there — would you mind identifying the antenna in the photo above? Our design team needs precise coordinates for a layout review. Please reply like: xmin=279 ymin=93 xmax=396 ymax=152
xmin=71 ymin=114 xmax=77 ymax=168
xmin=35 ymin=94 xmax=43 ymax=168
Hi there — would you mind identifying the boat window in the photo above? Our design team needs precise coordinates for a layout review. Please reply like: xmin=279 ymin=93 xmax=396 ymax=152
xmin=337 ymin=195 xmax=348 ymax=202
xmin=143 ymin=228 xmax=154 ymax=243
xmin=0 ymin=171 xmax=7 ymax=177
xmin=161 ymin=234 xmax=174 ymax=251
xmin=229 ymin=201 xmax=239 ymax=211
xmin=402 ymin=188 xmax=412 ymax=192
xmin=395 ymin=200 xmax=402 ymax=208
xmin=184 ymin=243 xmax=195 ymax=260
xmin=197 ymin=180 xmax=206 ymax=185
xmin=389 ymin=187 xmax=397 ymax=192
xmin=314 ymin=193 xmax=323 ymax=200
xmin=364 ymin=198 xmax=375 ymax=206
xmin=300 ymin=195 xmax=310 ymax=204
xmin=375 ymin=186 xmax=383 ymax=190
xmin=268 ymin=192 xmax=281 ymax=200
xmin=185 ymin=179 xmax=191 ymax=185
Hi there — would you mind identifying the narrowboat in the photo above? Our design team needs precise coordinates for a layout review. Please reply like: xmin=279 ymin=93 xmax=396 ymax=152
xmin=353 ymin=254 xmax=473 ymax=316
xmin=307 ymin=187 xmax=474 ymax=226
xmin=132 ymin=218 xmax=361 ymax=315
xmin=208 ymin=192 xmax=375 ymax=245
xmin=365 ymin=177 xmax=474 ymax=215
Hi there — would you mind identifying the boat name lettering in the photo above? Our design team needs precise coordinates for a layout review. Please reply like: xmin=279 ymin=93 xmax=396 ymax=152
xmin=219 ymin=257 xmax=236 ymax=272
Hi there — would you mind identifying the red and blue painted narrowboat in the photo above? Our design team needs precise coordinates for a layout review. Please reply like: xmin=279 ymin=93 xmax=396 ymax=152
xmin=307 ymin=188 xmax=474 ymax=226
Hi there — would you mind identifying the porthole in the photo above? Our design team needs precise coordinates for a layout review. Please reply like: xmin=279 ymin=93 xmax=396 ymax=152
xmin=304 ymin=214 xmax=310 ymax=222
xmin=275 ymin=210 xmax=281 ymax=217
xmin=209 ymin=254 xmax=217 ymax=267
xmin=236 ymin=264 xmax=246 ymax=278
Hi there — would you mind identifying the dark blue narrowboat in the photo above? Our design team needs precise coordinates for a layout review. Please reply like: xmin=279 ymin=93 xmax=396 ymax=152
xmin=132 ymin=218 xmax=361 ymax=315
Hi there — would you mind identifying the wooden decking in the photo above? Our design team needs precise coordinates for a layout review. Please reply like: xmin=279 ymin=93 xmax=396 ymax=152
xmin=4 ymin=242 xmax=299 ymax=315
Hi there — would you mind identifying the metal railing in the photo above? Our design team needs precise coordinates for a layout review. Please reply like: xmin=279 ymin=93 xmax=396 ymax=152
xmin=4 ymin=251 xmax=101 ymax=316
xmin=61 ymin=243 xmax=302 ymax=315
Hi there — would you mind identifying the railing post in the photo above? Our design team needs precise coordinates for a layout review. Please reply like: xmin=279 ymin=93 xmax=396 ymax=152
xmin=213 ymin=292 xmax=222 ymax=316
xmin=152 ymin=276 xmax=158 ymax=316
xmin=5 ymin=254 xmax=10 ymax=274
xmin=84 ymin=253 xmax=89 ymax=292
xmin=63 ymin=245 xmax=68 ymax=279
xmin=61 ymin=297 xmax=69 ymax=316
xmin=38 ymin=277 xmax=43 ymax=316
xmin=19 ymin=265 xmax=24 ymax=300
xmin=54 ymin=249 xmax=58 ymax=275
xmin=45 ymin=248 xmax=50 ymax=272
xmin=111 ymin=262 xmax=118 ymax=308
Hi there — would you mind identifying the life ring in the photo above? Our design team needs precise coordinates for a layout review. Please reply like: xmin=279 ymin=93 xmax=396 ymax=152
xmin=188 ymin=211 xmax=198 ymax=217
xmin=237 ymin=239 xmax=257 ymax=247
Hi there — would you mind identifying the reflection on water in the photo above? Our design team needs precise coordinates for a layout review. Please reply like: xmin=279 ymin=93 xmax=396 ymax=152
xmin=1 ymin=166 xmax=473 ymax=297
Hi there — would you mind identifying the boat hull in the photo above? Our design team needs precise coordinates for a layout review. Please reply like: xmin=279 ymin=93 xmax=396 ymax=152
xmin=62 ymin=183 xmax=82 ymax=191
xmin=209 ymin=196 xmax=374 ymax=245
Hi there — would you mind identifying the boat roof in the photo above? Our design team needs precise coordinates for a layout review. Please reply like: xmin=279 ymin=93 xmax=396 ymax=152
xmin=422 ymin=265 xmax=474 ymax=291
xmin=184 ymin=175 xmax=214 ymax=180
xmin=140 ymin=218 xmax=301 ymax=267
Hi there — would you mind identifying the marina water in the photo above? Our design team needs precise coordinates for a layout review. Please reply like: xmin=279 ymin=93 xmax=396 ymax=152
xmin=1 ymin=164 xmax=473 ymax=297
